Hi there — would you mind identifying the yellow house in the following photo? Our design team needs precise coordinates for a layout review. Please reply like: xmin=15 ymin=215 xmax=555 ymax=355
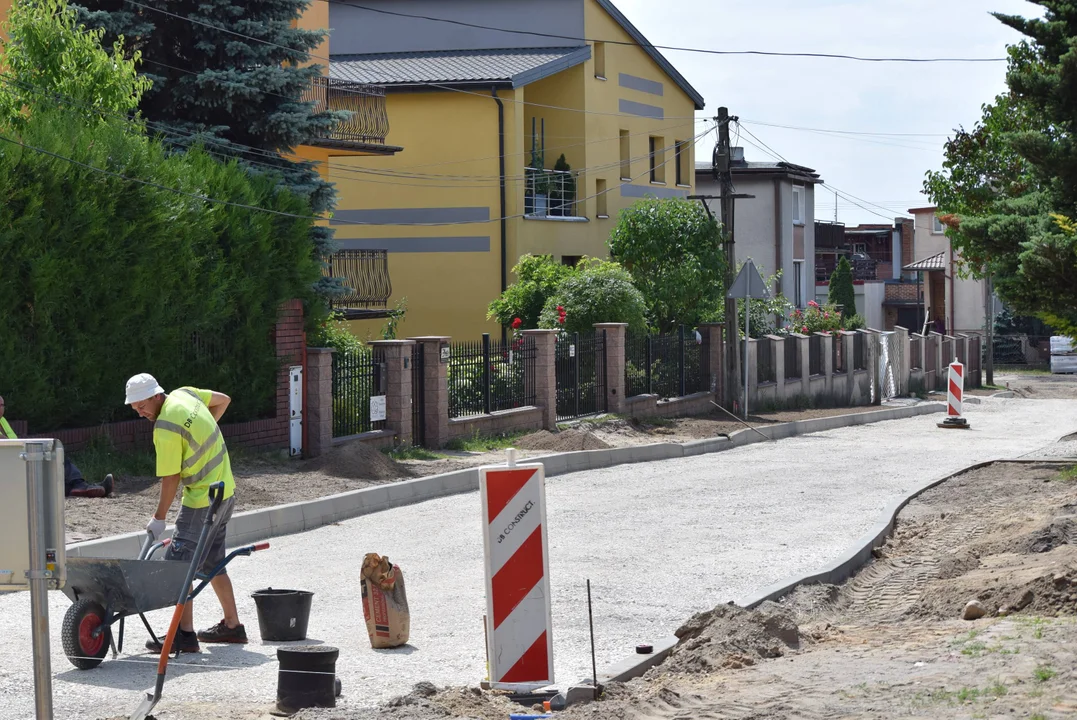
xmin=319 ymin=0 xmax=706 ymax=340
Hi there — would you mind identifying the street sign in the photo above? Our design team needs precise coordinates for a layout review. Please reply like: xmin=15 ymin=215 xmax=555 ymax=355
xmin=727 ymin=259 xmax=770 ymax=300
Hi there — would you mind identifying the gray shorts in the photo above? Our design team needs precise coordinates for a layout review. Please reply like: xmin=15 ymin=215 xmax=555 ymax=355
xmin=165 ymin=495 xmax=236 ymax=577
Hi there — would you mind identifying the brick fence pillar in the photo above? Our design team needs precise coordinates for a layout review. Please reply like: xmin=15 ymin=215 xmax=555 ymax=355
xmin=304 ymin=348 xmax=334 ymax=458
xmin=408 ymin=336 xmax=451 ymax=448
xmin=522 ymin=329 xmax=558 ymax=430
xmin=698 ymin=323 xmax=724 ymax=398
xmin=595 ymin=323 xmax=628 ymax=414
xmin=368 ymin=340 xmax=415 ymax=446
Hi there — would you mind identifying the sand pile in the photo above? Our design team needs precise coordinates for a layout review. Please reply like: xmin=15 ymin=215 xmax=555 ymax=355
xmin=663 ymin=602 xmax=801 ymax=673
xmin=515 ymin=429 xmax=610 ymax=452
xmin=315 ymin=442 xmax=411 ymax=481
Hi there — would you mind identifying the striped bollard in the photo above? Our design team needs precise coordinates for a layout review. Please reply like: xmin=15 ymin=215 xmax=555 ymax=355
xmin=938 ymin=358 xmax=971 ymax=429
xmin=479 ymin=450 xmax=554 ymax=690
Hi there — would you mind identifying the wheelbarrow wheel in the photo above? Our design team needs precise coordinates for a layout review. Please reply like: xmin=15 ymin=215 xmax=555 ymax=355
xmin=62 ymin=599 xmax=111 ymax=670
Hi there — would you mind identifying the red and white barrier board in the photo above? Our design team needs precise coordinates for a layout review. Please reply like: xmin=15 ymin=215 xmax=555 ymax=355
xmin=948 ymin=359 xmax=964 ymax=417
xmin=479 ymin=461 xmax=554 ymax=690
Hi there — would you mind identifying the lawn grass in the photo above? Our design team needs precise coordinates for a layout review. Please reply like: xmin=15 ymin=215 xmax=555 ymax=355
xmin=444 ymin=430 xmax=529 ymax=453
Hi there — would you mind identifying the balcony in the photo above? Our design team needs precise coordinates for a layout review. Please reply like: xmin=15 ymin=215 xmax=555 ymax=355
xmin=524 ymin=167 xmax=585 ymax=220
xmin=324 ymin=249 xmax=393 ymax=319
xmin=302 ymin=77 xmax=397 ymax=154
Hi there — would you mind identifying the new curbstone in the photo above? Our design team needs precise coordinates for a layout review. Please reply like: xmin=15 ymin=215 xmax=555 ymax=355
xmin=67 ymin=403 xmax=948 ymax=561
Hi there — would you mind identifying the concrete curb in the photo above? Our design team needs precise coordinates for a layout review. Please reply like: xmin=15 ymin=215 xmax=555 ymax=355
xmin=594 ymin=455 xmax=1075 ymax=687
xmin=67 ymin=402 xmax=946 ymax=560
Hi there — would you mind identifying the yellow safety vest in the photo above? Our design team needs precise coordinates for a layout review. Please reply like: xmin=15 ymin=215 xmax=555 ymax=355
xmin=153 ymin=387 xmax=235 ymax=508
xmin=0 ymin=417 xmax=16 ymax=439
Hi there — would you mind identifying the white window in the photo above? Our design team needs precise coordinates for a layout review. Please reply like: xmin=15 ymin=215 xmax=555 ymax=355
xmin=932 ymin=215 xmax=944 ymax=234
xmin=792 ymin=186 xmax=805 ymax=225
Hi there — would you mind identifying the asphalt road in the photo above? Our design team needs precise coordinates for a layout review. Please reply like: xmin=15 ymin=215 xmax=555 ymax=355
xmin=1 ymin=397 xmax=1075 ymax=720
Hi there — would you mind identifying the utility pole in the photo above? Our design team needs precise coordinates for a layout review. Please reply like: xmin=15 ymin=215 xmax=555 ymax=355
xmin=716 ymin=107 xmax=740 ymax=411
xmin=834 ymin=189 xmax=838 ymax=223
xmin=985 ymin=271 xmax=994 ymax=386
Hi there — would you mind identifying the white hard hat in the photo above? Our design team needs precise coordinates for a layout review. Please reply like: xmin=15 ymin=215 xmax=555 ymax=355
xmin=125 ymin=373 xmax=165 ymax=404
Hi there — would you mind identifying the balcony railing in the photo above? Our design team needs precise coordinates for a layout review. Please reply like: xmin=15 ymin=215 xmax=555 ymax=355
xmin=324 ymin=250 xmax=392 ymax=316
xmin=303 ymin=77 xmax=390 ymax=149
xmin=524 ymin=167 xmax=581 ymax=219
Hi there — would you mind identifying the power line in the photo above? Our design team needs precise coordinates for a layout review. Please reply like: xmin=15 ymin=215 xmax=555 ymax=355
xmin=121 ymin=0 xmax=699 ymax=120
xmin=740 ymin=120 xmax=951 ymax=138
xmin=317 ymin=0 xmax=1007 ymax=63
xmin=0 ymin=111 xmax=713 ymax=227
xmin=0 ymin=69 xmax=706 ymax=189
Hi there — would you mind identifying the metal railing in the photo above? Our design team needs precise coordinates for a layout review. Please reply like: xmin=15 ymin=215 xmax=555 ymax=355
xmin=757 ymin=338 xmax=775 ymax=384
xmin=524 ymin=167 xmax=580 ymax=218
xmin=331 ymin=347 xmax=386 ymax=437
xmin=303 ymin=76 xmax=390 ymax=147
xmin=624 ymin=327 xmax=706 ymax=399
xmin=784 ymin=336 xmax=800 ymax=379
xmin=555 ymin=330 xmax=607 ymax=421
xmin=411 ymin=344 xmax=425 ymax=446
xmin=809 ymin=335 xmax=823 ymax=376
xmin=324 ymin=249 xmax=392 ymax=311
xmin=853 ymin=333 xmax=867 ymax=371
xmin=910 ymin=336 xmax=922 ymax=369
xmin=448 ymin=334 xmax=536 ymax=418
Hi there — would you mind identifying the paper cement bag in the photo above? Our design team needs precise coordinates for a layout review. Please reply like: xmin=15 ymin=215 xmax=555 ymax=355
xmin=360 ymin=553 xmax=410 ymax=649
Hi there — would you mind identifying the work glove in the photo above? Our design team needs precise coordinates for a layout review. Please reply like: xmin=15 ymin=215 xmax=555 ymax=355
xmin=146 ymin=516 xmax=166 ymax=541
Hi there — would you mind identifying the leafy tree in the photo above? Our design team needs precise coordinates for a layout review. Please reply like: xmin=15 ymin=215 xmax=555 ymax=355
xmin=72 ymin=0 xmax=347 ymax=298
xmin=607 ymin=197 xmax=726 ymax=334
xmin=488 ymin=254 xmax=574 ymax=329
xmin=0 ymin=0 xmax=319 ymax=429
xmin=827 ymin=256 xmax=857 ymax=317
xmin=0 ymin=0 xmax=150 ymax=122
xmin=537 ymin=259 xmax=647 ymax=334
xmin=924 ymin=8 xmax=1077 ymax=336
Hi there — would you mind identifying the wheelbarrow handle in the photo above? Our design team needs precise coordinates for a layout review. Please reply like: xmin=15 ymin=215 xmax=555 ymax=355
xmin=205 ymin=481 xmax=226 ymax=524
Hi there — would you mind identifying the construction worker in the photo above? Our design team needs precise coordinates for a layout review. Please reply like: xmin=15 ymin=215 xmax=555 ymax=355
xmin=125 ymin=373 xmax=248 ymax=653
xmin=0 ymin=394 xmax=114 ymax=498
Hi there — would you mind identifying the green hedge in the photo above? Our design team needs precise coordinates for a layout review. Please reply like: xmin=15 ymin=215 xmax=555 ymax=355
xmin=0 ymin=110 xmax=320 ymax=430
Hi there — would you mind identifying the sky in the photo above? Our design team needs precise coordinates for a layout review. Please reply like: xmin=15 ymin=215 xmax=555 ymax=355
xmin=614 ymin=0 xmax=1042 ymax=227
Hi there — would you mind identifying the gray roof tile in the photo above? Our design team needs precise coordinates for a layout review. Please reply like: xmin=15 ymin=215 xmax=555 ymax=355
xmin=331 ymin=47 xmax=587 ymax=87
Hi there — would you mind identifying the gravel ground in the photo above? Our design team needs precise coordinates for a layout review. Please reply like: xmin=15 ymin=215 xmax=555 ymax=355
xmin=1 ymin=397 xmax=1076 ymax=720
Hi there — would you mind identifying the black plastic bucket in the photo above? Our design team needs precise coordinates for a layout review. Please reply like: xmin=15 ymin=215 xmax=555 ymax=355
xmin=252 ymin=588 xmax=313 ymax=642
xmin=277 ymin=645 xmax=338 ymax=711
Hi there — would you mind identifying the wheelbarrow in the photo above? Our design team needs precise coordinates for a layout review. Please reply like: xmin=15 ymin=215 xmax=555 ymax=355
xmin=60 ymin=483 xmax=270 ymax=671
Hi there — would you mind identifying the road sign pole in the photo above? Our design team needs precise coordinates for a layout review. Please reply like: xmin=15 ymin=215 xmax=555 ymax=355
xmin=743 ymin=300 xmax=750 ymax=419
xmin=24 ymin=441 xmax=54 ymax=720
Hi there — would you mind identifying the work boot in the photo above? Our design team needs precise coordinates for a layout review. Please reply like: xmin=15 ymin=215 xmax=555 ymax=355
xmin=197 ymin=620 xmax=248 ymax=644
xmin=146 ymin=629 xmax=200 ymax=654
xmin=67 ymin=481 xmax=106 ymax=499
xmin=102 ymin=473 xmax=114 ymax=497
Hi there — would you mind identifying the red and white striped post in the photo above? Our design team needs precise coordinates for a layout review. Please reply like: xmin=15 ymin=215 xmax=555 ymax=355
xmin=938 ymin=358 xmax=971 ymax=428
xmin=947 ymin=358 xmax=964 ymax=417
xmin=479 ymin=451 xmax=554 ymax=690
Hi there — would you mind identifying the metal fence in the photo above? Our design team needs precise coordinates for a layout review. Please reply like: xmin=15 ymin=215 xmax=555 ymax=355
xmin=832 ymin=334 xmax=845 ymax=374
xmin=411 ymin=344 xmax=425 ymax=446
xmin=853 ymin=333 xmax=867 ymax=371
xmin=556 ymin=330 xmax=607 ymax=421
xmin=784 ymin=336 xmax=800 ymax=379
xmin=757 ymin=338 xmax=776 ymax=384
xmin=624 ymin=327 xmax=707 ymax=399
xmin=332 ymin=347 xmax=386 ymax=437
xmin=808 ymin=335 xmax=823 ymax=376
xmin=992 ymin=334 xmax=1052 ymax=367
xmin=448 ymin=334 xmax=537 ymax=418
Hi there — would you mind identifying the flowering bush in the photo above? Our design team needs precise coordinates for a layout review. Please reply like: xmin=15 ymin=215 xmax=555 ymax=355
xmin=781 ymin=301 xmax=845 ymax=335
